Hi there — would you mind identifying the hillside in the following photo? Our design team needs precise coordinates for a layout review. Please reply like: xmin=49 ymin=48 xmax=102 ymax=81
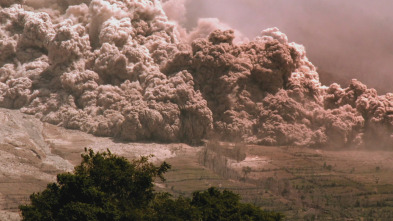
xmin=0 ymin=107 xmax=183 ymax=220
xmin=1 ymin=108 xmax=393 ymax=220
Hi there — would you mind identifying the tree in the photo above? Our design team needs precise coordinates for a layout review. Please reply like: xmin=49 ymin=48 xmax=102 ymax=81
xmin=20 ymin=148 xmax=282 ymax=221
xmin=191 ymin=187 xmax=283 ymax=221
xmin=145 ymin=193 xmax=200 ymax=221
xmin=19 ymin=148 xmax=170 ymax=221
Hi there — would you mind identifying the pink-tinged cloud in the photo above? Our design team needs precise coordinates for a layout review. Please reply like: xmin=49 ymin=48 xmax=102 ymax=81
xmin=0 ymin=0 xmax=392 ymax=148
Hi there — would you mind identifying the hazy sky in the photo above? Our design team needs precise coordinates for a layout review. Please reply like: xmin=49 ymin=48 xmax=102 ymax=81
xmin=184 ymin=0 xmax=393 ymax=93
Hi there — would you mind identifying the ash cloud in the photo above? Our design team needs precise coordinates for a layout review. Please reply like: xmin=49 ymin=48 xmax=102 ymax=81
xmin=0 ymin=0 xmax=392 ymax=148
xmin=183 ymin=0 xmax=393 ymax=94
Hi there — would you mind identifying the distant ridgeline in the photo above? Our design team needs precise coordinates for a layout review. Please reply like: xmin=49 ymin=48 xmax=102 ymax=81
xmin=1 ymin=0 xmax=392 ymax=148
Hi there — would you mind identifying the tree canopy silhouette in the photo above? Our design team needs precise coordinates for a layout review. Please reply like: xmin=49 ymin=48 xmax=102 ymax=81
xmin=19 ymin=148 xmax=282 ymax=221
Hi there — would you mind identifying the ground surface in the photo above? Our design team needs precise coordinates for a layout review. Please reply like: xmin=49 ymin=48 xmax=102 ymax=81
xmin=1 ymin=108 xmax=393 ymax=220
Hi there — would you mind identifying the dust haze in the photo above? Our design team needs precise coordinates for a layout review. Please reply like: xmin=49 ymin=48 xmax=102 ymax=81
xmin=184 ymin=0 xmax=393 ymax=93
xmin=0 ymin=0 xmax=392 ymax=148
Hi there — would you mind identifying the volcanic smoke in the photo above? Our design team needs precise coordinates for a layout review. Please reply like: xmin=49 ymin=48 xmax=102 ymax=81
xmin=1 ymin=0 xmax=392 ymax=148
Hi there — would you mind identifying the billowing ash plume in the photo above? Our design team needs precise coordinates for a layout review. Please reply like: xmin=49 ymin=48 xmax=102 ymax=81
xmin=0 ymin=0 xmax=392 ymax=148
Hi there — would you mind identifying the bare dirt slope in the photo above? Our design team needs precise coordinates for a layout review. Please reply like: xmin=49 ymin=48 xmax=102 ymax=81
xmin=0 ymin=108 xmax=192 ymax=220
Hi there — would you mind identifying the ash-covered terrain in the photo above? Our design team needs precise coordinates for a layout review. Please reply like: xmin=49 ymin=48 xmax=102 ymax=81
xmin=2 ymin=107 xmax=393 ymax=220
xmin=1 ymin=0 xmax=393 ymax=148
xmin=0 ymin=107 xmax=186 ymax=220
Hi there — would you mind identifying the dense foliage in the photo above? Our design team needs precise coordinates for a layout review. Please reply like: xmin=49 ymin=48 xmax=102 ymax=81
xmin=19 ymin=149 xmax=282 ymax=221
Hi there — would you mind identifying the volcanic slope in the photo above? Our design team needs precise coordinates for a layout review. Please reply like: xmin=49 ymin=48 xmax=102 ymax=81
xmin=0 ymin=107 xmax=187 ymax=220
xmin=1 ymin=107 xmax=393 ymax=220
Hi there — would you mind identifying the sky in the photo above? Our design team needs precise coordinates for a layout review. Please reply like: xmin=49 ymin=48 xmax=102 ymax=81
xmin=182 ymin=0 xmax=393 ymax=93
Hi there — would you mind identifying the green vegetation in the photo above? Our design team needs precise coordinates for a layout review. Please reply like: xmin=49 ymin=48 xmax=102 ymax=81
xmin=19 ymin=148 xmax=282 ymax=221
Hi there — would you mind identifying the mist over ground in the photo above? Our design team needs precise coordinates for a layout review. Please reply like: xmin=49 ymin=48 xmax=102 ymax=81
xmin=0 ymin=0 xmax=392 ymax=148
xmin=183 ymin=0 xmax=393 ymax=93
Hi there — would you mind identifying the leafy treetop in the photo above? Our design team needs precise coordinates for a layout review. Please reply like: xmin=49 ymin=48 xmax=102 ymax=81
xmin=20 ymin=148 xmax=282 ymax=221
